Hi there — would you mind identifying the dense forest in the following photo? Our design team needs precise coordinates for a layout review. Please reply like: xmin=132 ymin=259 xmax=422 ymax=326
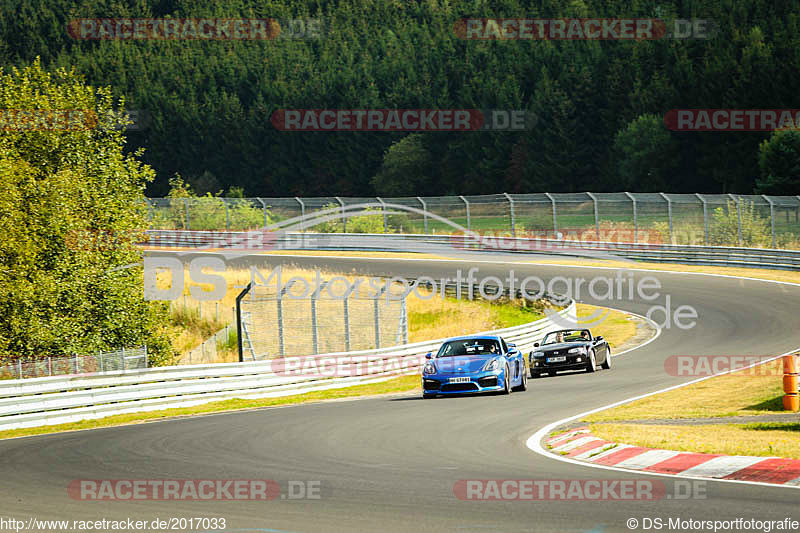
xmin=3 ymin=0 xmax=799 ymax=197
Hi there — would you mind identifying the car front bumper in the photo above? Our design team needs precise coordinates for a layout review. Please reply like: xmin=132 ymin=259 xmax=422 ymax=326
xmin=422 ymin=370 xmax=505 ymax=395
xmin=530 ymin=353 xmax=587 ymax=372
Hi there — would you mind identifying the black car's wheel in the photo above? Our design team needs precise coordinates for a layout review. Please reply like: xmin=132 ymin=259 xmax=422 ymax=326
xmin=547 ymin=371 xmax=556 ymax=377
xmin=530 ymin=368 xmax=540 ymax=378
xmin=501 ymin=365 xmax=511 ymax=394
xmin=513 ymin=365 xmax=528 ymax=391
xmin=586 ymin=349 xmax=597 ymax=373
xmin=601 ymin=347 xmax=612 ymax=370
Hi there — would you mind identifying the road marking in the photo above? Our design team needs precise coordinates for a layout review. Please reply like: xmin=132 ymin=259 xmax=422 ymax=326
xmin=613 ymin=449 xmax=681 ymax=470
xmin=677 ymin=456 xmax=769 ymax=479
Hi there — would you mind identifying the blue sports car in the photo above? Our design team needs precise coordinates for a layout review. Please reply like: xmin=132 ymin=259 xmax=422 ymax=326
xmin=421 ymin=335 xmax=528 ymax=398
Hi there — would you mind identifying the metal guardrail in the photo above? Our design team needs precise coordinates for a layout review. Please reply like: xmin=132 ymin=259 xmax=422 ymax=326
xmin=144 ymin=230 xmax=800 ymax=271
xmin=0 ymin=296 xmax=575 ymax=431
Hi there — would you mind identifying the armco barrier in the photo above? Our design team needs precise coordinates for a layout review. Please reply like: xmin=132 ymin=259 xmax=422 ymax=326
xmin=144 ymin=231 xmax=800 ymax=271
xmin=0 ymin=302 xmax=575 ymax=431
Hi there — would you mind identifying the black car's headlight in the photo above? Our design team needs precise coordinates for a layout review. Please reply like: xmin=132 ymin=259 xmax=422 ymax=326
xmin=423 ymin=362 xmax=436 ymax=375
xmin=568 ymin=347 xmax=585 ymax=354
xmin=482 ymin=358 xmax=501 ymax=372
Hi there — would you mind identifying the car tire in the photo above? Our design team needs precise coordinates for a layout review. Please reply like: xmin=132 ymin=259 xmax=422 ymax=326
xmin=547 ymin=371 xmax=556 ymax=377
xmin=601 ymin=348 xmax=612 ymax=370
xmin=530 ymin=369 xmax=540 ymax=378
xmin=586 ymin=349 xmax=597 ymax=373
xmin=513 ymin=365 xmax=528 ymax=391
xmin=501 ymin=366 xmax=511 ymax=394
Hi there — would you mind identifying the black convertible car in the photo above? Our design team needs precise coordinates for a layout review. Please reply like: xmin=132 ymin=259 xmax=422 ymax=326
xmin=529 ymin=329 xmax=611 ymax=378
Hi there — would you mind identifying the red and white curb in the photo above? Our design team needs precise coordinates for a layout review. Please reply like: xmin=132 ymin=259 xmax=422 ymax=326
xmin=544 ymin=427 xmax=800 ymax=487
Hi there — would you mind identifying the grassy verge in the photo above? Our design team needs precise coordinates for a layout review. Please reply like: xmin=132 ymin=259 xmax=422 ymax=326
xmin=590 ymin=422 xmax=800 ymax=459
xmin=0 ymin=375 xmax=421 ymax=441
xmin=584 ymin=359 xmax=786 ymax=422
xmin=575 ymin=303 xmax=638 ymax=350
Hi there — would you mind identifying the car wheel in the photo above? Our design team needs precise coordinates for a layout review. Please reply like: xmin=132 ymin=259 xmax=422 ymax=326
xmin=530 ymin=369 xmax=540 ymax=378
xmin=547 ymin=371 xmax=556 ymax=377
xmin=601 ymin=348 xmax=612 ymax=370
xmin=513 ymin=365 xmax=528 ymax=391
xmin=586 ymin=349 xmax=597 ymax=373
xmin=501 ymin=366 xmax=511 ymax=394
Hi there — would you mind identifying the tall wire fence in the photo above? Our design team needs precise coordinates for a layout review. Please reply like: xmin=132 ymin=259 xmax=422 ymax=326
xmin=144 ymin=193 xmax=800 ymax=249
xmin=236 ymin=281 xmax=408 ymax=360
xmin=0 ymin=347 xmax=148 ymax=380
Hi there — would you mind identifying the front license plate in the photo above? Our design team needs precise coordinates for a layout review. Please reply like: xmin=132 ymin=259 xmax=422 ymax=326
xmin=547 ymin=356 xmax=567 ymax=363
xmin=448 ymin=377 xmax=471 ymax=383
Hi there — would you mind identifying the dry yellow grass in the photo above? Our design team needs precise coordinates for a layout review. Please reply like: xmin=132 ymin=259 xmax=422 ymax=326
xmin=575 ymin=303 xmax=638 ymax=349
xmin=590 ymin=422 xmax=800 ymax=459
xmin=584 ymin=360 xmax=787 ymax=422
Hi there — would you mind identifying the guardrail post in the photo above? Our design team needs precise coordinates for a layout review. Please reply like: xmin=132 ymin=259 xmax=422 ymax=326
xmin=459 ymin=195 xmax=471 ymax=231
xmin=295 ymin=197 xmax=305 ymax=231
xmin=183 ymin=198 xmax=190 ymax=230
xmin=660 ymin=193 xmax=673 ymax=244
xmin=417 ymin=197 xmax=428 ymax=233
xmin=335 ymin=196 xmax=347 ymax=233
xmin=586 ymin=192 xmax=600 ymax=240
xmin=545 ymin=192 xmax=557 ymax=233
xmin=503 ymin=193 xmax=516 ymax=237
xmin=376 ymin=196 xmax=388 ymax=233
xmin=256 ymin=197 xmax=268 ymax=228
xmin=624 ymin=192 xmax=637 ymax=243
xmin=696 ymin=193 xmax=709 ymax=245
xmin=763 ymin=195 xmax=776 ymax=248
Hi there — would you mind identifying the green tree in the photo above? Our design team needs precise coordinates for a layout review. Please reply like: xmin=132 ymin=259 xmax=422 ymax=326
xmin=0 ymin=60 xmax=173 ymax=364
xmin=613 ymin=114 xmax=679 ymax=191
xmin=372 ymin=134 xmax=433 ymax=196
xmin=756 ymin=127 xmax=800 ymax=195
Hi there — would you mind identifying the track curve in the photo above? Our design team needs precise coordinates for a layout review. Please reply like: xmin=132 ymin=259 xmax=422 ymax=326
xmin=2 ymin=256 xmax=799 ymax=533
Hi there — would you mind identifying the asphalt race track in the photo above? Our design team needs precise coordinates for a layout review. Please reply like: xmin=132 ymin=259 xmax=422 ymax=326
xmin=2 ymin=255 xmax=799 ymax=533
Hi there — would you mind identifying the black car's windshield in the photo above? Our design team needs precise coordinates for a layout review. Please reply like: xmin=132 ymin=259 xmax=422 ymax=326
xmin=542 ymin=330 xmax=591 ymax=345
xmin=437 ymin=339 xmax=500 ymax=357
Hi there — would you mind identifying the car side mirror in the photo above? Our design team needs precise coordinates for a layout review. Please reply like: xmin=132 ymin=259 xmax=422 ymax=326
xmin=507 ymin=343 xmax=517 ymax=351
xmin=425 ymin=352 xmax=432 ymax=359
xmin=595 ymin=336 xmax=603 ymax=342
xmin=533 ymin=342 xmax=540 ymax=347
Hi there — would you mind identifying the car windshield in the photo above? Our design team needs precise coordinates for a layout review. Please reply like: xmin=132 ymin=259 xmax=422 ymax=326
xmin=542 ymin=330 xmax=591 ymax=345
xmin=436 ymin=339 xmax=500 ymax=357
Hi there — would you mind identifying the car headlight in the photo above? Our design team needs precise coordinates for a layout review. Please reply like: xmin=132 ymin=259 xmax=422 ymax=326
xmin=568 ymin=347 xmax=585 ymax=354
xmin=483 ymin=358 xmax=501 ymax=372
xmin=423 ymin=362 xmax=436 ymax=375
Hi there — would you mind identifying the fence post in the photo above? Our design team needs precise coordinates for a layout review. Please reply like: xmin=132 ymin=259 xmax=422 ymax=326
xmin=183 ymin=198 xmax=190 ymax=230
xmin=256 ymin=197 xmax=268 ymax=228
xmin=73 ymin=354 xmax=78 ymax=374
xmin=374 ymin=284 xmax=388 ymax=349
xmin=343 ymin=297 xmax=351 ymax=352
xmin=295 ymin=197 xmax=306 ymax=231
xmin=376 ymin=196 xmax=388 ymax=233
xmin=660 ymin=192 xmax=673 ymax=244
xmin=215 ymin=302 xmax=219 ymax=322
xmin=121 ymin=346 xmax=126 ymax=371
xmin=145 ymin=198 xmax=154 ymax=226
xmin=545 ymin=192 xmax=557 ymax=233
xmin=235 ymin=283 xmax=251 ymax=363
xmin=17 ymin=359 xmax=22 ymax=379
xmin=335 ymin=196 xmax=347 ymax=233
xmin=503 ymin=193 xmax=516 ymax=237
xmin=624 ymin=192 xmax=637 ymax=243
xmin=417 ymin=197 xmax=428 ymax=234
xmin=763 ymin=195 xmax=776 ymax=248
xmin=144 ymin=345 xmax=148 ymax=368
xmin=311 ymin=287 xmax=319 ymax=355
xmin=729 ymin=194 xmax=743 ymax=246
xmin=402 ymin=297 xmax=408 ymax=345
xmin=47 ymin=356 xmax=52 ymax=376
xmin=224 ymin=199 xmax=230 ymax=230
xmin=696 ymin=193 xmax=709 ymax=245
xmin=459 ymin=195 xmax=471 ymax=231
xmin=586 ymin=192 xmax=600 ymax=240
